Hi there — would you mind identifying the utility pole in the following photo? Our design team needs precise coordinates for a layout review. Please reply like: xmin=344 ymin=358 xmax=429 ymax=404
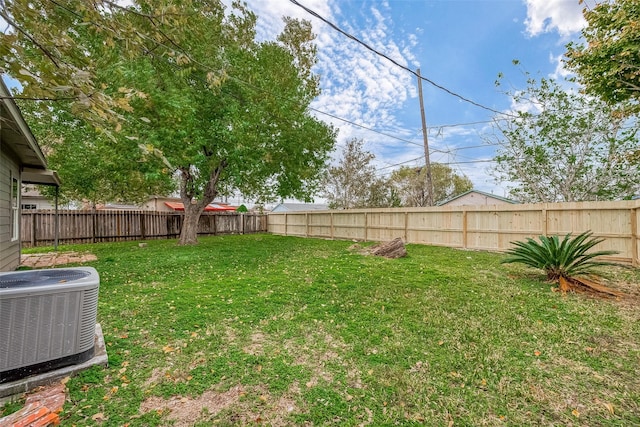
xmin=416 ymin=68 xmax=434 ymax=206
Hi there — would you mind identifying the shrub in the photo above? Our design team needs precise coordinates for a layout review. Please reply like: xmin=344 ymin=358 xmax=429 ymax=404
xmin=501 ymin=231 xmax=619 ymax=282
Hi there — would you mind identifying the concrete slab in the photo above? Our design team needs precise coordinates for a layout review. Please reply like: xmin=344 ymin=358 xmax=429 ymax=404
xmin=20 ymin=252 xmax=97 ymax=268
xmin=0 ymin=324 xmax=108 ymax=400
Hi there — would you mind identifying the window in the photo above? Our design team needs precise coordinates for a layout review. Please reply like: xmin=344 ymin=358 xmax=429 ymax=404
xmin=11 ymin=172 xmax=19 ymax=241
xmin=21 ymin=204 xmax=37 ymax=210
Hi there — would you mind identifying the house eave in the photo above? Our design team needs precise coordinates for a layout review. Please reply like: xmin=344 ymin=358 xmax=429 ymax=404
xmin=22 ymin=167 xmax=61 ymax=186
xmin=1 ymin=78 xmax=48 ymax=169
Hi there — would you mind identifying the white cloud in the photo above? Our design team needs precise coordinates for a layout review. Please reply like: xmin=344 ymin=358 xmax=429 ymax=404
xmin=237 ymin=0 xmax=335 ymax=42
xmin=548 ymin=53 xmax=572 ymax=80
xmin=241 ymin=0 xmax=418 ymax=148
xmin=233 ymin=1 xmax=505 ymax=195
xmin=523 ymin=0 xmax=586 ymax=37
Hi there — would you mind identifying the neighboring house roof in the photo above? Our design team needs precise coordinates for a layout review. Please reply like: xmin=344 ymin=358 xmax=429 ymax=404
xmin=97 ymin=203 xmax=141 ymax=210
xmin=164 ymin=202 xmax=238 ymax=211
xmin=271 ymin=203 xmax=329 ymax=212
xmin=0 ymin=78 xmax=60 ymax=186
xmin=437 ymin=189 xmax=518 ymax=206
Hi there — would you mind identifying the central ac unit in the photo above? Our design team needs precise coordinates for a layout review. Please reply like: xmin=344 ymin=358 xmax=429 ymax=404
xmin=0 ymin=267 xmax=100 ymax=383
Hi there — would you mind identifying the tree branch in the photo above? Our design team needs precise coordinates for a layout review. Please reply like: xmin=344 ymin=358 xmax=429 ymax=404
xmin=0 ymin=9 xmax=60 ymax=68
xmin=0 ymin=95 xmax=81 ymax=101
xmin=616 ymin=78 xmax=640 ymax=92
xmin=102 ymin=0 xmax=198 ymax=64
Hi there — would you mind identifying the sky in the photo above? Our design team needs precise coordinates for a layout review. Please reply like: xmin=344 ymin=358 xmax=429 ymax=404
xmin=238 ymin=0 xmax=594 ymax=199
xmin=2 ymin=0 xmax=595 ymax=204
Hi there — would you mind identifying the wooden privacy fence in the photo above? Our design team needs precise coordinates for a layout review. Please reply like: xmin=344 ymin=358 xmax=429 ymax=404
xmin=21 ymin=210 xmax=268 ymax=247
xmin=268 ymin=200 xmax=640 ymax=266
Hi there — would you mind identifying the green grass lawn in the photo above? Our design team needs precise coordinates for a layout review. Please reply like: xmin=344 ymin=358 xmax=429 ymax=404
xmin=5 ymin=234 xmax=640 ymax=426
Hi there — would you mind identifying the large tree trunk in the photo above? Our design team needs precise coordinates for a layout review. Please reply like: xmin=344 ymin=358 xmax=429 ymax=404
xmin=178 ymin=203 xmax=204 ymax=245
xmin=176 ymin=160 xmax=226 ymax=245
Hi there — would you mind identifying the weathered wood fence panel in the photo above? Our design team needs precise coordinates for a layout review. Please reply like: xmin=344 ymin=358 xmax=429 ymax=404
xmin=268 ymin=200 xmax=640 ymax=266
xmin=21 ymin=210 xmax=268 ymax=247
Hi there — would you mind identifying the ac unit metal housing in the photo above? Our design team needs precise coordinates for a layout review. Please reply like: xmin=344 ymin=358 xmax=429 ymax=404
xmin=0 ymin=267 xmax=99 ymax=383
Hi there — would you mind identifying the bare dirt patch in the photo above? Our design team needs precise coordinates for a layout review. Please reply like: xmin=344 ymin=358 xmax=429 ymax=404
xmin=243 ymin=332 xmax=265 ymax=355
xmin=216 ymin=383 xmax=304 ymax=427
xmin=224 ymin=324 xmax=238 ymax=344
xmin=139 ymin=383 xmax=305 ymax=427
xmin=187 ymin=352 xmax=208 ymax=370
xmin=283 ymin=326 xmax=363 ymax=392
xmin=139 ymin=385 xmax=244 ymax=426
xmin=144 ymin=367 xmax=166 ymax=388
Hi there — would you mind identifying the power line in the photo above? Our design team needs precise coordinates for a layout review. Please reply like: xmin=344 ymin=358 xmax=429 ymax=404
xmin=448 ymin=159 xmax=496 ymax=164
xmin=10 ymin=2 xmax=502 ymax=172
xmin=288 ymin=0 xmax=516 ymax=118
xmin=310 ymin=104 xmax=500 ymax=155
xmin=376 ymin=156 xmax=423 ymax=171
xmin=11 ymin=1 xmax=504 ymax=161
xmin=451 ymin=143 xmax=500 ymax=151
xmin=375 ymin=156 xmax=495 ymax=173
xmin=429 ymin=119 xmax=497 ymax=129
xmin=43 ymin=4 xmax=445 ymax=154
xmin=308 ymin=106 xmax=424 ymax=148
xmin=229 ymin=74 xmax=495 ymax=157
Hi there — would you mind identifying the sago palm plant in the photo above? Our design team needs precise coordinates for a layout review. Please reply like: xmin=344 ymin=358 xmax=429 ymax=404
xmin=502 ymin=231 xmax=619 ymax=285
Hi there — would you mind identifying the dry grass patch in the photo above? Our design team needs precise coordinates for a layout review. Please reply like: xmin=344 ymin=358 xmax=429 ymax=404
xmin=242 ymin=332 xmax=266 ymax=356
xmin=140 ymin=385 xmax=244 ymax=426
xmin=218 ymin=384 xmax=303 ymax=427
xmin=140 ymin=383 xmax=306 ymax=427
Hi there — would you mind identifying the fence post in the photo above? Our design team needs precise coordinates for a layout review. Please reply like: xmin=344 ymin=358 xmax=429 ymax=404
xmin=92 ymin=209 xmax=97 ymax=243
xmin=404 ymin=211 xmax=408 ymax=242
xmin=31 ymin=212 xmax=36 ymax=247
xmin=305 ymin=213 xmax=309 ymax=237
xmin=330 ymin=212 xmax=334 ymax=240
xmin=541 ymin=206 xmax=548 ymax=236
xmin=462 ymin=210 xmax=468 ymax=249
xmin=364 ymin=212 xmax=368 ymax=242
xmin=140 ymin=211 xmax=146 ymax=240
xmin=632 ymin=208 xmax=638 ymax=267
xmin=284 ymin=213 xmax=288 ymax=236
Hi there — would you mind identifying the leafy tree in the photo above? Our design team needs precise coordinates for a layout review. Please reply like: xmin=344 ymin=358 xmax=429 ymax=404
xmin=490 ymin=76 xmax=639 ymax=203
xmin=2 ymin=1 xmax=336 ymax=244
xmin=565 ymin=0 xmax=640 ymax=113
xmin=322 ymin=138 xmax=396 ymax=209
xmin=367 ymin=176 xmax=401 ymax=209
xmin=18 ymin=102 xmax=175 ymax=206
xmin=1 ymin=0 xmax=151 ymax=128
xmin=389 ymin=164 xmax=472 ymax=206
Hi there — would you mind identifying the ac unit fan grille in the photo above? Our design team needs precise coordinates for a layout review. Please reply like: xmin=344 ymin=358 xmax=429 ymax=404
xmin=0 ymin=270 xmax=91 ymax=289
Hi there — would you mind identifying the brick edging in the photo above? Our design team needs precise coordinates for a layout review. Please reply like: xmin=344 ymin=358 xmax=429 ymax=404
xmin=0 ymin=383 xmax=66 ymax=427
